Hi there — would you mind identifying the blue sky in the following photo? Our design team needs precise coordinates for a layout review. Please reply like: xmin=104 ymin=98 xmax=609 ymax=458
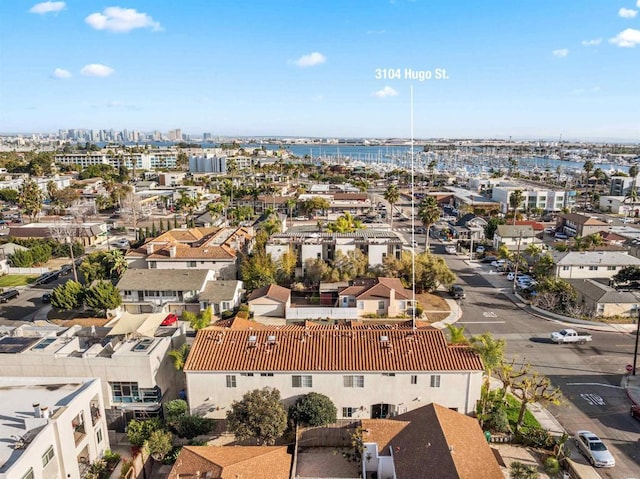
xmin=1 ymin=0 xmax=639 ymax=140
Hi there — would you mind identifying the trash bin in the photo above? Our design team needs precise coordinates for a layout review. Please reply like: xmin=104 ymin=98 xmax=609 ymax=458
xmin=484 ymin=431 xmax=491 ymax=443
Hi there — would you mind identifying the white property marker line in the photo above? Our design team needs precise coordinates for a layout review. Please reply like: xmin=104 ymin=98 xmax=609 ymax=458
xmin=566 ymin=383 xmax=623 ymax=389
xmin=457 ymin=321 xmax=506 ymax=324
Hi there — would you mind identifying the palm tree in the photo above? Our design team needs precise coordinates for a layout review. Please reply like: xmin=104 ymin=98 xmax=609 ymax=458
xmin=583 ymin=160 xmax=594 ymax=208
xmin=471 ymin=333 xmax=506 ymax=378
xmin=445 ymin=324 xmax=468 ymax=344
xmin=383 ymin=184 xmax=400 ymax=224
xmin=168 ymin=343 xmax=190 ymax=371
xmin=418 ymin=196 xmax=440 ymax=248
xmin=286 ymin=198 xmax=296 ymax=228
xmin=509 ymin=189 xmax=525 ymax=226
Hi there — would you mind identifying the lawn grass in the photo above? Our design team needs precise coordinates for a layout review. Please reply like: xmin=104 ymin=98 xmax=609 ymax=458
xmin=0 ymin=274 xmax=38 ymax=287
xmin=504 ymin=394 xmax=541 ymax=430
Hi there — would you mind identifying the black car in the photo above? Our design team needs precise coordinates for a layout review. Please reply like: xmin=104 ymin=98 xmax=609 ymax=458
xmin=449 ymin=285 xmax=466 ymax=299
xmin=0 ymin=289 xmax=19 ymax=303
xmin=41 ymin=293 xmax=52 ymax=303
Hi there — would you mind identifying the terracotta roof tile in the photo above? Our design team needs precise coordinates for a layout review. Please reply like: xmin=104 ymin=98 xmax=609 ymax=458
xmin=168 ymin=446 xmax=291 ymax=479
xmin=184 ymin=327 xmax=482 ymax=372
xmin=247 ymin=284 xmax=291 ymax=303
xmin=362 ymin=403 xmax=503 ymax=479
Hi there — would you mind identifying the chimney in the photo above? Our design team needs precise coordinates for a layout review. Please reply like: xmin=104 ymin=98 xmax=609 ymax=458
xmin=33 ymin=403 xmax=41 ymax=418
xmin=146 ymin=243 xmax=155 ymax=255
xmin=40 ymin=406 xmax=50 ymax=419
xmin=169 ymin=245 xmax=177 ymax=258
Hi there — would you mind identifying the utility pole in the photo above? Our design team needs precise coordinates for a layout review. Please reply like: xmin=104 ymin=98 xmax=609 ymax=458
xmin=633 ymin=310 xmax=640 ymax=376
xmin=512 ymin=230 xmax=524 ymax=293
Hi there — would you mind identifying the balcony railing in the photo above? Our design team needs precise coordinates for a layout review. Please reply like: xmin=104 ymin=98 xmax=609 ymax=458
xmin=73 ymin=423 xmax=86 ymax=445
xmin=90 ymin=406 xmax=101 ymax=426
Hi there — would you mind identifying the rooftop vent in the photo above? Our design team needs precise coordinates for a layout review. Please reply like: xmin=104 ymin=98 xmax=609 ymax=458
xmin=380 ymin=335 xmax=391 ymax=348
xmin=267 ymin=335 xmax=277 ymax=343
xmin=247 ymin=335 xmax=257 ymax=348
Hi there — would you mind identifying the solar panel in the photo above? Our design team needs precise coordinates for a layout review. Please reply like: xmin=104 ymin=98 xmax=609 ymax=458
xmin=0 ymin=337 xmax=40 ymax=354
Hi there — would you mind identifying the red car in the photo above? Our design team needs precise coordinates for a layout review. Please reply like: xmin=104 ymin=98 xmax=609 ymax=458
xmin=632 ymin=405 xmax=640 ymax=420
xmin=161 ymin=313 xmax=179 ymax=326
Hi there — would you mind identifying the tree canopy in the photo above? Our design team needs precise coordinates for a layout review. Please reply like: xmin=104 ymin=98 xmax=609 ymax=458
xmin=226 ymin=387 xmax=288 ymax=445
xmin=382 ymin=251 xmax=455 ymax=293
xmin=289 ymin=392 xmax=337 ymax=427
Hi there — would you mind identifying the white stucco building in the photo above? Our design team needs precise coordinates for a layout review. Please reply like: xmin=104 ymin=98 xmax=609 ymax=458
xmin=0 ymin=320 xmax=185 ymax=431
xmin=184 ymin=324 xmax=483 ymax=419
xmin=492 ymin=185 xmax=573 ymax=213
xmin=266 ymin=231 xmax=403 ymax=277
xmin=0 ymin=377 xmax=109 ymax=479
xmin=551 ymin=251 xmax=640 ymax=279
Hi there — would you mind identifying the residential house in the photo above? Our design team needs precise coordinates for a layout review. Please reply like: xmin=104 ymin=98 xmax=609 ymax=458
xmin=266 ymin=231 xmax=403 ymax=277
xmin=0 ymin=377 xmax=109 ymax=479
xmin=448 ymin=214 xmax=487 ymax=242
xmin=555 ymin=213 xmax=609 ymax=238
xmin=184 ymin=324 xmax=483 ymax=419
xmin=125 ymin=226 xmax=254 ymax=279
xmin=247 ymin=284 xmax=292 ymax=317
xmin=0 ymin=242 xmax=28 ymax=275
xmin=8 ymin=221 xmax=109 ymax=247
xmin=551 ymin=251 xmax=640 ymax=280
xmin=0 ymin=319 xmax=185 ymax=431
xmin=361 ymin=403 xmax=503 ymax=479
xmin=493 ymin=225 xmax=543 ymax=252
xmin=116 ymin=268 xmax=215 ymax=314
xmin=337 ymin=277 xmax=414 ymax=318
xmin=168 ymin=446 xmax=292 ymax=479
xmin=198 ymin=280 xmax=244 ymax=316
xmin=567 ymin=279 xmax=640 ymax=318
xmin=599 ymin=195 xmax=640 ymax=216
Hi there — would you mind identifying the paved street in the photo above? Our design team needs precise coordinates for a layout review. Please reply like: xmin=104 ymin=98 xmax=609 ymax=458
xmin=442 ymin=253 xmax=640 ymax=478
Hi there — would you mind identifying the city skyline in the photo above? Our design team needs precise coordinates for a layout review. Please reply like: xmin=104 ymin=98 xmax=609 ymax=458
xmin=1 ymin=1 xmax=639 ymax=141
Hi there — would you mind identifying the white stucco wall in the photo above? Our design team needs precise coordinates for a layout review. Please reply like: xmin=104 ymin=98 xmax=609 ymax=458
xmin=186 ymin=370 xmax=482 ymax=418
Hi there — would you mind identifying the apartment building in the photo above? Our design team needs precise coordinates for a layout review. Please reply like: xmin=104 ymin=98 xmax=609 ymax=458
xmin=55 ymin=149 xmax=177 ymax=170
xmin=551 ymin=251 xmax=640 ymax=280
xmin=184 ymin=324 xmax=483 ymax=419
xmin=492 ymin=185 xmax=573 ymax=213
xmin=0 ymin=377 xmax=109 ymax=479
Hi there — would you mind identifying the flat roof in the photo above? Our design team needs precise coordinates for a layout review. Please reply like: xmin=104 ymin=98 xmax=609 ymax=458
xmin=0 ymin=377 xmax=92 ymax=473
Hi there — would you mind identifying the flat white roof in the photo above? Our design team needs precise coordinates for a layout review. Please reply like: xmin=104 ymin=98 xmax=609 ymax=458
xmin=0 ymin=377 xmax=94 ymax=473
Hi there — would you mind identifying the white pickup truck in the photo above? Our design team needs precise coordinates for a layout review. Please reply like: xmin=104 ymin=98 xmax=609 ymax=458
xmin=550 ymin=329 xmax=592 ymax=344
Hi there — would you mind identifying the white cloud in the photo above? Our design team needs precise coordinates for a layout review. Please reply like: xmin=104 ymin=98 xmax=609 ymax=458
xmin=609 ymin=28 xmax=640 ymax=47
xmin=552 ymin=48 xmax=569 ymax=57
xmin=638 ymin=0 xmax=640 ymax=7
xmin=294 ymin=52 xmax=326 ymax=67
xmin=85 ymin=7 xmax=161 ymax=33
xmin=29 ymin=1 xmax=65 ymax=14
xmin=52 ymin=68 xmax=71 ymax=79
xmin=619 ymin=7 xmax=638 ymax=18
xmin=581 ymin=38 xmax=602 ymax=46
xmin=80 ymin=64 xmax=115 ymax=77
xmin=373 ymin=86 xmax=398 ymax=98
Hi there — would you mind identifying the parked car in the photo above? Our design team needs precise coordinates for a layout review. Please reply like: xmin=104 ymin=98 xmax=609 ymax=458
xmin=491 ymin=259 xmax=506 ymax=268
xmin=481 ymin=256 xmax=497 ymax=263
xmin=574 ymin=430 xmax=615 ymax=467
xmin=631 ymin=405 xmax=640 ymax=420
xmin=449 ymin=285 xmax=466 ymax=299
xmin=0 ymin=289 xmax=19 ymax=303
xmin=41 ymin=293 xmax=52 ymax=303
xmin=445 ymin=245 xmax=457 ymax=254
xmin=507 ymin=272 xmax=515 ymax=281
xmin=476 ymin=245 xmax=485 ymax=254
xmin=161 ymin=313 xmax=179 ymax=326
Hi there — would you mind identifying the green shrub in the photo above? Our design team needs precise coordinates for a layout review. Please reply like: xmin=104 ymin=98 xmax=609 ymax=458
xmin=119 ymin=460 xmax=133 ymax=479
xmin=173 ymin=415 xmax=214 ymax=439
xmin=164 ymin=399 xmax=188 ymax=423
xmin=515 ymin=427 xmax=555 ymax=449
xmin=543 ymin=457 xmax=560 ymax=476
xmin=485 ymin=406 xmax=511 ymax=434
xmin=162 ymin=447 xmax=182 ymax=465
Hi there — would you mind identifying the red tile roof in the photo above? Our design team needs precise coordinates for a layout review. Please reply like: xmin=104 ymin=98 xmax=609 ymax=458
xmin=247 ymin=284 xmax=291 ymax=303
xmin=362 ymin=403 xmax=503 ymax=479
xmin=184 ymin=326 xmax=482 ymax=372
xmin=168 ymin=446 xmax=291 ymax=479
xmin=339 ymin=277 xmax=411 ymax=301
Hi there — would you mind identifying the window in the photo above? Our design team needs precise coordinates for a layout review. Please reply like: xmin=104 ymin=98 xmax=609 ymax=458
xmin=292 ymin=375 xmax=313 ymax=387
xmin=111 ymin=382 xmax=139 ymax=403
xmin=588 ymin=266 xmax=598 ymax=271
xmin=607 ymin=266 xmax=616 ymax=271
xmin=226 ymin=375 xmax=236 ymax=388
xmin=21 ymin=468 xmax=34 ymax=479
xmin=411 ymin=375 xmax=418 ymax=385
xmin=221 ymin=301 xmax=231 ymax=311
xmin=578 ymin=266 xmax=585 ymax=270
xmin=260 ymin=373 xmax=274 ymax=377
xmin=342 ymin=407 xmax=356 ymax=418
xmin=382 ymin=373 xmax=395 ymax=377
xmin=149 ymin=261 xmax=157 ymax=269
xmin=42 ymin=446 xmax=55 ymax=467
xmin=562 ymin=266 xmax=570 ymax=271
xmin=430 ymin=375 xmax=441 ymax=388
xmin=357 ymin=301 xmax=364 ymax=310
xmin=187 ymin=261 xmax=197 ymax=268
xmin=96 ymin=428 xmax=103 ymax=444
xmin=377 ymin=300 xmax=385 ymax=310
xmin=343 ymin=375 xmax=364 ymax=388
xmin=240 ymin=373 xmax=254 ymax=377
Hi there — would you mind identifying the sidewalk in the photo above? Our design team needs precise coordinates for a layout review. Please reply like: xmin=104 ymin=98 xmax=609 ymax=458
xmin=622 ymin=374 xmax=640 ymax=406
